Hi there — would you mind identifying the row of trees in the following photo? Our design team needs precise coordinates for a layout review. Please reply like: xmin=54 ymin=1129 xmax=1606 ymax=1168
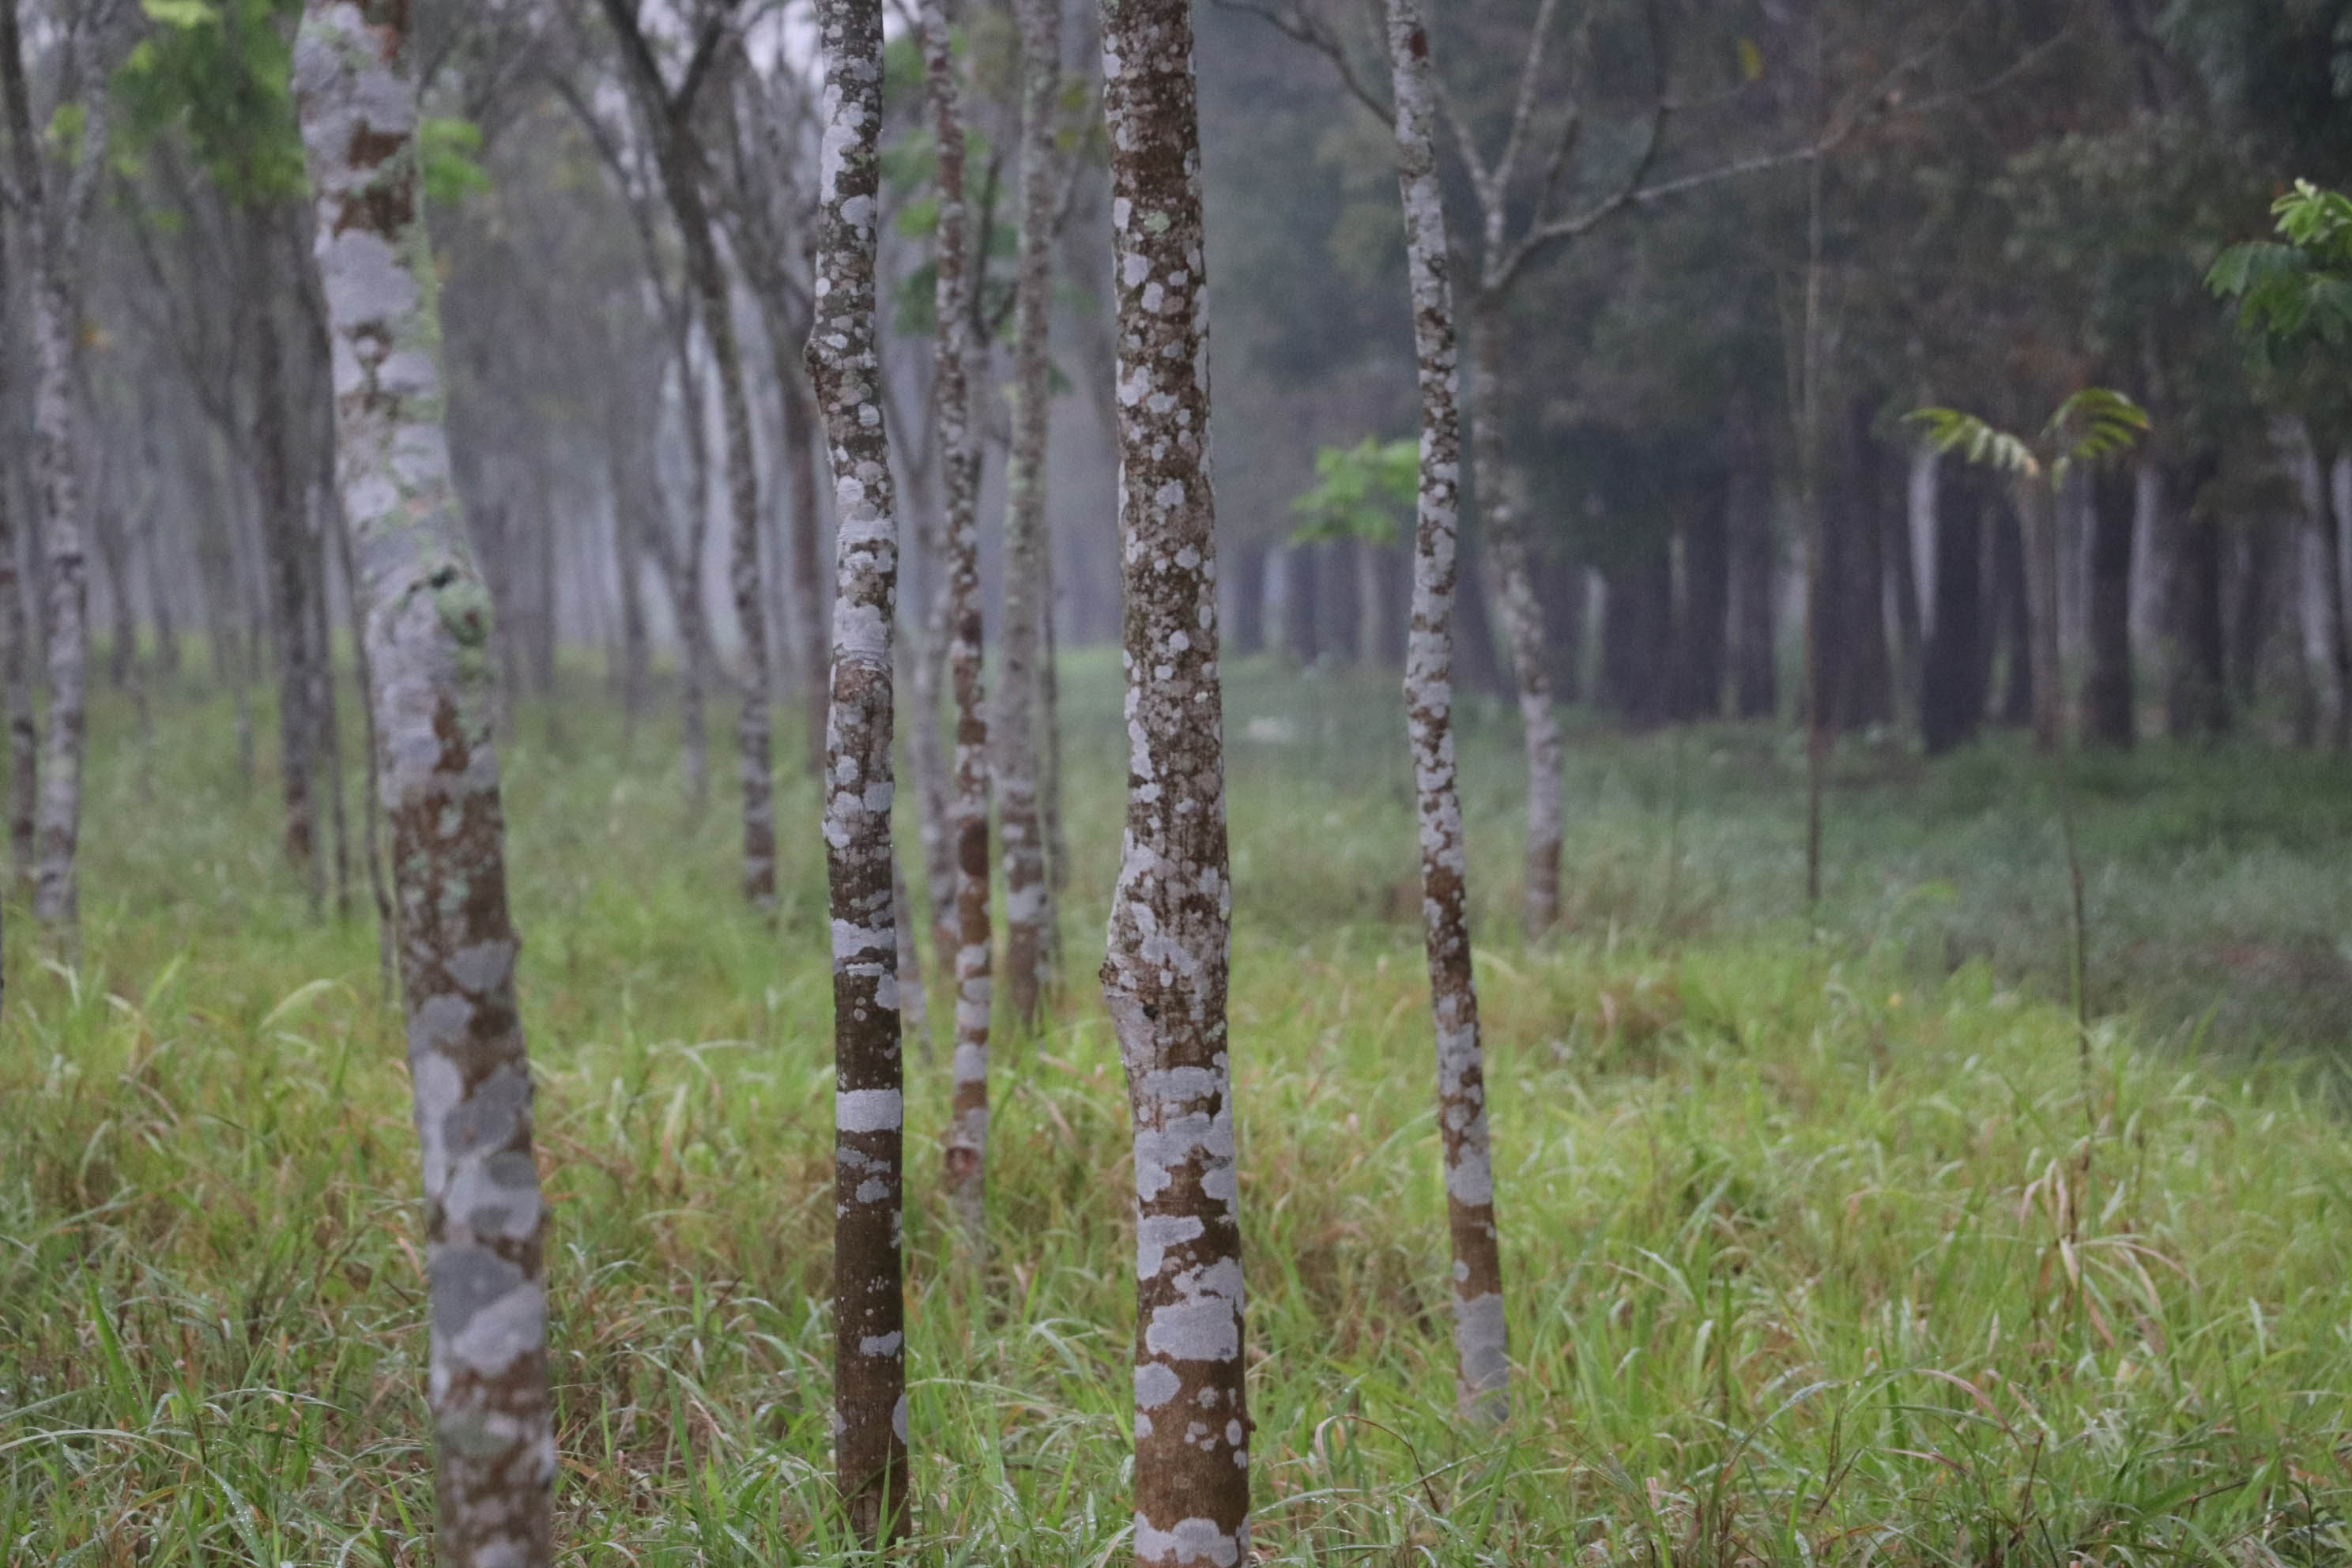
xmin=6 ymin=0 xmax=2350 ymax=1562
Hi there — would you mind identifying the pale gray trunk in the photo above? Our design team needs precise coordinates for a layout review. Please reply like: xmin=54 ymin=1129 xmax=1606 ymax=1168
xmin=922 ymin=0 xmax=995 ymax=1247
xmin=1097 ymin=4 xmax=1252 ymax=1562
xmin=996 ymin=0 xmax=1065 ymax=1034
xmin=296 ymin=7 xmax=555 ymax=1562
xmin=1389 ymin=0 xmax=1510 ymax=1426
xmin=1466 ymin=301 xmax=1562 ymax=937
xmin=808 ymin=0 xmax=910 ymax=1544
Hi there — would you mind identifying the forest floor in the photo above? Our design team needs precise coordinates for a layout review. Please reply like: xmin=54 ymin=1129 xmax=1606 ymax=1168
xmin=8 ymin=653 xmax=2352 ymax=1564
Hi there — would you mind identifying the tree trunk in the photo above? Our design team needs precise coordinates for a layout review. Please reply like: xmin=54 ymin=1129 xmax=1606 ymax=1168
xmin=1726 ymin=401 xmax=1777 ymax=721
xmin=0 ymin=351 xmax=30 ymax=892
xmin=251 ymin=241 xmax=322 ymax=891
xmin=1886 ymin=447 xmax=1926 ymax=709
xmin=1355 ymin=537 xmax=1388 ymax=666
xmin=1232 ymin=539 xmax=1267 ymax=655
xmin=1466 ymin=300 xmax=1563 ymax=936
xmin=807 ymin=1 xmax=910 ymax=1544
xmin=769 ymin=322 xmax=831 ymax=779
xmin=1675 ymin=483 xmax=1730 ymax=721
xmin=1098 ymin=5 xmax=1252 ymax=1561
xmin=1388 ymin=0 xmax=1510 ymax=1425
xmin=922 ymin=0 xmax=996 ymax=1247
xmin=1532 ymin=552 xmax=1584 ymax=703
xmin=1921 ymin=462 xmax=1987 ymax=756
xmin=996 ymin=0 xmax=1063 ymax=1035
xmin=2228 ymin=512 xmax=2280 ymax=714
xmin=1830 ymin=406 xmax=1893 ymax=731
xmin=1992 ymin=501 xmax=2034 ymax=729
xmin=2165 ymin=454 xmax=2228 ymax=740
xmin=1599 ymin=548 xmax=1673 ymax=729
xmin=2083 ymin=465 xmax=2136 ymax=750
xmin=296 ymin=10 xmax=555 ymax=1562
xmin=2017 ymin=478 xmax=2064 ymax=752
xmin=3 ymin=3 xmax=113 ymax=929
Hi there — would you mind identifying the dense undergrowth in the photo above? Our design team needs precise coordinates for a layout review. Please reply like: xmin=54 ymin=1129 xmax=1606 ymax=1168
xmin=6 ymin=654 xmax=2352 ymax=1563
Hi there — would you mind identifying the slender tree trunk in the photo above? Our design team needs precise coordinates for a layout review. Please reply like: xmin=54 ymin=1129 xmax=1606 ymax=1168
xmin=310 ymin=505 xmax=353 ymax=917
xmin=93 ymin=491 xmax=136 ymax=690
xmin=1922 ymin=463 xmax=1987 ymax=756
xmin=1466 ymin=300 xmax=1563 ymax=937
xmin=330 ymin=481 xmax=396 ymax=996
xmin=2017 ymin=478 xmax=2064 ymax=752
xmin=2229 ymin=513 xmax=2280 ymax=714
xmin=2165 ymin=455 xmax=2228 ymax=740
xmin=296 ymin=10 xmax=554 ymax=1562
xmin=1992 ymin=502 xmax=2034 ymax=729
xmin=608 ymin=446 xmax=651 ymax=754
xmin=1886 ymin=449 xmax=1926 ymax=710
xmin=1389 ymin=0 xmax=1510 ymax=1424
xmin=1532 ymin=553 xmax=1584 ymax=703
xmin=1232 ymin=540 xmax=1267 ymax=655
xmin=996 ymin=0 xmax=1064 ymax=1034
xmin=1098 ymin=6 xmax=1252 ymax=1562
xmin=1356 ymin=537 xmax=1388 ymax=666
xmin=1726 ymin=399 xmax=1777 ymax=721
xmin=704 ymin=271 xmax=778 ymax=907
xmin=2 ymin=2 xmax=111 ymax=929
xmin=2084 ymin=465 xmax=2136 ymax=750
xmin=807 ymin=1 xmax=910 ymax=1544
xmin=0 ymin=312 xmax=29 ymax=893
xmin=775 ymin=364 xmax=831 ymax=779
xmin=923 ymin=0 xmax=996 ymax=1246
xmin=670 ymin=348 xmax=713 ymax=813
xmin=1675 ymin=484 xmax=1730 ymax=721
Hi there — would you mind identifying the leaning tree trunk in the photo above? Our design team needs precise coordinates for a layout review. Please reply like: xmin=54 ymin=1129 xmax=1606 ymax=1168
xmin=1388 ymin=0 xmax=1510 ymax=1425
xmin=1465 ymin=300 xmax=1563 ymax=937
xmin=922 ymin=0 xmax=997 ymax=1246
xmin=996 ymin=0 xmax=1064 ymax=1035
xmin=1098 ymin=3 xmax=1252 ymax=1563
xmin=294 ymin=8 xmax=555 ymax=1563
xmin=807 ymin=0 xmax=910 ymax=1546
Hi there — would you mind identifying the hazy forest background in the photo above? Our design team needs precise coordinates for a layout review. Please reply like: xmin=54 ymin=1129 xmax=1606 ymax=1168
xmin=13 ymin=0 xmax=2352 ymax=1563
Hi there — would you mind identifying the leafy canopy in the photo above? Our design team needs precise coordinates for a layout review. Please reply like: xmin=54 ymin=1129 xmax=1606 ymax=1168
xmin=2207 ymin=180 xmax=2352 ymax=354
xmin=1906 ymin=389 xmax=2150 ymax=491
xmin=1287 ymin=437 xmax=1419 ymax=547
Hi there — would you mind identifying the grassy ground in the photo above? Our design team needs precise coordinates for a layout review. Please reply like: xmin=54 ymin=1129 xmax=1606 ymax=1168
xmin=6 ymin=653 xmax=2352 ymax=1564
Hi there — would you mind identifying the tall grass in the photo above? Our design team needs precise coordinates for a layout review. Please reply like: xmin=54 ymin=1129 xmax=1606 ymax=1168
xmin=4 ymin=655 xmax=2350 ymax=1563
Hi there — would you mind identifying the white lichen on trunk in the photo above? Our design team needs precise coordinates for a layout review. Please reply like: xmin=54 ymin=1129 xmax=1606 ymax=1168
xmin=1389 ymin=0 xmax=1512 ymax=1426
xmin=806 ymin=0 xmax=910 ymax=1545
xmin=294 ymin=5 xmax=556 ymax=1562
xmin=1097 ymin=2 xmax=1251 ymax=1561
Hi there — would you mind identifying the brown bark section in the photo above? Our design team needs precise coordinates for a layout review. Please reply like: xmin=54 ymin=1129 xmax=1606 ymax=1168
xmin=807 ymin=0 xmax=910 ymax=1546
xmin=1097 ymin=3 xmax=1252 ymax=1562
xmin=1389 ymin=0 xmax=1510 ymax=1425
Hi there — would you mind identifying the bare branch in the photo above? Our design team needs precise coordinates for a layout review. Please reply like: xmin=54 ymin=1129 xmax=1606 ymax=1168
xmin=1208 ymin=0 xmax=1391 ymax=120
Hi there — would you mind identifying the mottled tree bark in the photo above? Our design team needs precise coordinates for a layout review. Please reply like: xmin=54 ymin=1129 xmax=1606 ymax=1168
xmin=1466 ymin=303 xmax=1564 ymax=937
xmin=295 ymin=6 xmax=555 ymax=1562
xmin=1 ymin=0 xmax=114 ymax=928
xmin=1098 ymin=3 xmax=1252 ymax=1562
xmin=997 ymin=0 xmax=1065 ymax=1034
xmin=921 ymin=0 xmax=997 ymax=1245
xmin=2084 ymin=466 xmax=2136 ymax=750
xmin=1389 ymin=0 xmax=1510 ymax=1425
xmin=806 ymin=0 xmax=910 ymax=1545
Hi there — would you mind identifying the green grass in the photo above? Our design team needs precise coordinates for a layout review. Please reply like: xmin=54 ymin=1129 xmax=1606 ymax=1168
xmin=6 ymin=653 xmax=2352 ymax=1563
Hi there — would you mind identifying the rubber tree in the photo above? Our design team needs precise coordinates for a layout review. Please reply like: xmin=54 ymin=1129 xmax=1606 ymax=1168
xmin=806 ymin=0 xmax=910 ymax=1544
xmin=293 ymin=4 xmax=556 ymax=1562
xmin=997 ymin=0 xmax=1067 ymax=1031
xmin=1385 ymin=0 xmax=1511 ymax=1426
xmin=1097 ymin=2 xmax=1252 ymax=1561
xmin=1 ymin=0 xmax=128 ymax=928
xmin=601 ymin=0 xmax=781 ymax=906
xmin=921 ymin=0 xmax=997 ymax=1244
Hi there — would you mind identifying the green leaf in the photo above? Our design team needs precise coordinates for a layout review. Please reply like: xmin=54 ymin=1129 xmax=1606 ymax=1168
xmin=140 ymin=0 xmax=220 ymax=24
xmin=420 ymin=116 xmax=490 ymax=205
xmin=1736 ymin=38 xmax=1765 ymax=83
